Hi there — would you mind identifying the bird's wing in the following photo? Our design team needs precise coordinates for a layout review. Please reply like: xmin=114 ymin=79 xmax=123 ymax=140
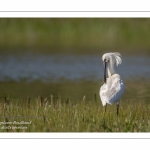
xmin=100 ymin=74 xmax=124 ymax=105
xmin=100 ymin=84 xmax=107 ymax=106
xmin=100 ymin=83 xmax=106 ymax=91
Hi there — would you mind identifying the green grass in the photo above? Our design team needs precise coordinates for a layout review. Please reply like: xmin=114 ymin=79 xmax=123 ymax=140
xmin=0 ymin=96 xmax=150 ymax=132
xmin=0 ymin=79 xmax=149 ymax=132
xmin=1 ymin=18 xmax=150 ymax=55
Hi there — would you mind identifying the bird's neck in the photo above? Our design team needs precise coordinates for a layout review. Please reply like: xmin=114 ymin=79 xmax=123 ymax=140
xmin=107 ymin=59 xmax=117 ymax=77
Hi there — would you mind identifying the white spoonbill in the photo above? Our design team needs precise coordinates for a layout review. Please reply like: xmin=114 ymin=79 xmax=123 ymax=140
xmin=99 ymin=52 xmax=125 ymax=116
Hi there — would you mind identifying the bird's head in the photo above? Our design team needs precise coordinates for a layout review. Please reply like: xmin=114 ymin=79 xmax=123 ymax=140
xmin=102 ymin=52 xmax=122 ymax=66
xmin=102 ymin=52 xmax=122 ymax=84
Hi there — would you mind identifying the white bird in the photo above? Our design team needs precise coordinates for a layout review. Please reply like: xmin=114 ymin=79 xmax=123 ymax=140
xmin=99 ymin=52 xmax=125 ymax=116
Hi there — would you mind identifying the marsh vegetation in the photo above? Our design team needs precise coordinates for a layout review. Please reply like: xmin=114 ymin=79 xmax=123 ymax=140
xmin=0 ymin=18 xmax=150 ymax=132
xmin=0 ymin=79 xmax=150 ymax=132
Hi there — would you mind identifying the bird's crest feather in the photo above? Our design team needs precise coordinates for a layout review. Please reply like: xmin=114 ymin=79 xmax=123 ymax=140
xmin=112 ymin=52 xmax=122 ymax=66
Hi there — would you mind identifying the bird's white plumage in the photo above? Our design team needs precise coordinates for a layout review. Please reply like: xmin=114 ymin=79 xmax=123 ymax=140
xmin=100 ymin=52 xmax=124 ymax=106
xmin=100 ymin=74 xmax=124 ymax=106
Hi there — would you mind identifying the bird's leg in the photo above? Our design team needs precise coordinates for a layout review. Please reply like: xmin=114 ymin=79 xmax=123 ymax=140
xmin=116 ymin=102 xmax=119 ymax=117
xmin=103 ymin=103 xmax=107 ymax=119
xmin=105 ymin=103 xmax=107 ymax=113
xmin=103 ymin=103 xmax=107 ymax=128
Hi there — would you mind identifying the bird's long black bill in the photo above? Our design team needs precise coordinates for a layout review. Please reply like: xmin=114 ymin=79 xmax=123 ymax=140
xmin=104 ymin=61 xmax=107 ymax=84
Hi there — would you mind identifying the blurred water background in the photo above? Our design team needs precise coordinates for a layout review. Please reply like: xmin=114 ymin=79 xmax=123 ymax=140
xmin=0 ymin=18 xmax=150 ymax=102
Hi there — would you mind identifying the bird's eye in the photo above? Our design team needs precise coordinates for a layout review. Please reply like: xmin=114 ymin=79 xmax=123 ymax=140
xmin=104 ymin=59 xmax=106 ymax=62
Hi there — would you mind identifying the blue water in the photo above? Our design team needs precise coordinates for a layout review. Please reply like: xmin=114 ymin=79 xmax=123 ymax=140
xmin=0 ymin=54 xmax=149 ymax=82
